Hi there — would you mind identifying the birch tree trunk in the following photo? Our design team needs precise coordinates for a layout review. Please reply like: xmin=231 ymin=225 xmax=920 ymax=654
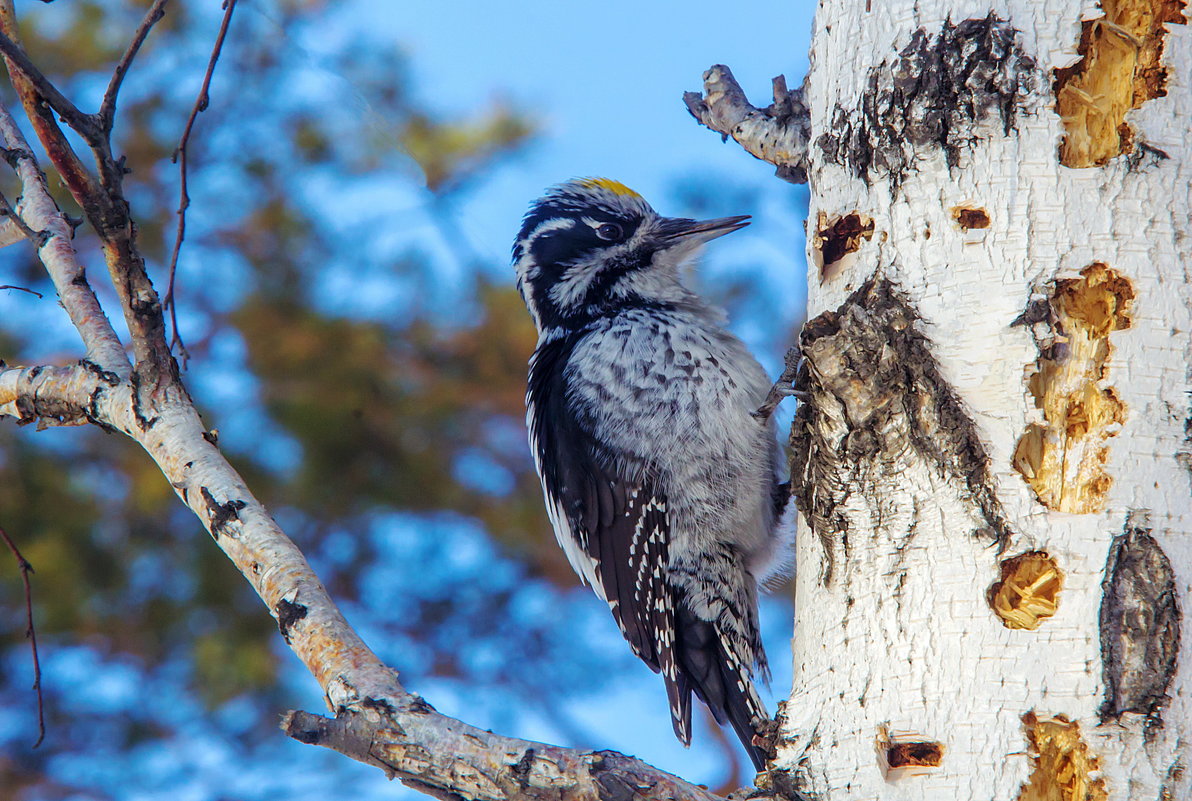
xmin=774 ymin=1 xmax=1191 ymax=798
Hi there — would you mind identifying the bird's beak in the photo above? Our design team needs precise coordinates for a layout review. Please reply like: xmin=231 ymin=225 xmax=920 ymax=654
xmin=656 ymin=215 xmax=751 ymax=244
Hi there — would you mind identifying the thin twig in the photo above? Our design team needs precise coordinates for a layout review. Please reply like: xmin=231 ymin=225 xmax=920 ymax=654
xmin=165 ymin=0 xmax=238 ymax=365
xmin=0 ymin=284 xmax=43 ymax=297
xmin=0 ymin=30 xmax=98 ymax=141
xmin=0 ymin=525 xmax=45 ymax=748
xmin=99 ymin=0 xmax=170 ymax=131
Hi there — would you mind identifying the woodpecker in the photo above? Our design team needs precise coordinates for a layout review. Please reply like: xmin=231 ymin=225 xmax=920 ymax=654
xmin=513 ymin=178 xmax=789 ymax=770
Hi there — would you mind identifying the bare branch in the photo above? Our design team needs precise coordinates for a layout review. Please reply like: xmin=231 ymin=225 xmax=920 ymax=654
xmin=0 ymin=3 xmax=102 ymax=208
xmin=0 ymin=106 xmax=130 ymax=376
xmin=99 ymin=0 xmax=170 ymax=131
xmin=0 ymin=218 xmax=27 ymax=248
xmin=0 ymin=31 xmax=98 ymax=140
xmin=0 ymin=284 xmax=43 ymax=297
xmin=0 ymin=524 xmax=44 ymax=747
xmin=0 ymin=186 xmax=44 ymax=244
xmin=0 ymin=2 xmax=173 ymax=384
xmin=684 ymin=65 xmax=811 ymax=184
xmin=284 ymin=708 xmax=727 ymax=801
xmin=165 ymin=0 xmax=238 ymax=364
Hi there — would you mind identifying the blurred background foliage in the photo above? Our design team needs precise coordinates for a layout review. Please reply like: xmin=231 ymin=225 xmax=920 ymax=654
xmin=0 ymin=1 xmax=806 ymax=799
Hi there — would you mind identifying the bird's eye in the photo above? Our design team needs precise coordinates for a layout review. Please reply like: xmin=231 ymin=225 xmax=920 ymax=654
xmin=595 ymin=223 xmax=623 ymax=241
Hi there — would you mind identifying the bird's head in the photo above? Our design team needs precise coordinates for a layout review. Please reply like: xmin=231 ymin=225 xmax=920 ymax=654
xmin=512 ymin=178 xmax=749 ymax=333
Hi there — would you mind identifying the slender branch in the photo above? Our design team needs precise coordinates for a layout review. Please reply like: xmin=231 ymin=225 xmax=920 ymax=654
xmin=0 ymin=186 xmax=45 ymax=244
xmin=165 ymin=0 xmax=238 ymax=364
xmin=0 ymin=2 xmax=102 ymax=209
xmin=684 ymin=65 xmax=811 ymax=184
xmin=0 ymin=30 xmax=98 ymax=140
xmin=0 ymin=284 xmax=43 ymax=297
xmin=0 ymin=524 xmax=45 ymax=748
xmin=99 ymin=0 xmax=170 ymax=131
xmin=0 ymin=1 xmax=173 ymax=384
xmin=0 ymin=105 xmax=130 ymax=376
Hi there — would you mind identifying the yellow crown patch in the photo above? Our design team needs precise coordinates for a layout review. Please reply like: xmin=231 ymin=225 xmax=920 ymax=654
xmin=577 ymin=177 xmax=642 ymax=199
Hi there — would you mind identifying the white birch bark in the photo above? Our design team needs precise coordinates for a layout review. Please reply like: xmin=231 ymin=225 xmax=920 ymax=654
xmin=770 ymin=1 xmax=1192 ymax=799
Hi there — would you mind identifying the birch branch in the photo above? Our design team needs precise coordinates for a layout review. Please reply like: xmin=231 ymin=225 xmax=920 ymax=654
xmin=0 ymin=106 xmax=129 ymax=377
xmin=0 ymin=362 xmax=740 ymax=800
xmin=684 ymin=64 xmax=811 ymax=184
xmin=0 ymin=0 xmax=174 ymax=384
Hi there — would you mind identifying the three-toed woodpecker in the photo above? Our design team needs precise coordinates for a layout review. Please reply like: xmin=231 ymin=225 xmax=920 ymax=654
xmin=513 ymin=178 xmax=789 ymax=771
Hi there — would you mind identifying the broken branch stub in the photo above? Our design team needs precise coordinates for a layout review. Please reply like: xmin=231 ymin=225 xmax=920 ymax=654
xmin=684 ymin=64 xmax=810 ymax=183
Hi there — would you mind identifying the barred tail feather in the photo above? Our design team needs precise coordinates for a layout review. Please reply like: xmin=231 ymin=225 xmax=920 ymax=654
xmin=665 ymin=673 xmax=692 ymax=746
xmin=673 ymin=604 xmax=769 ymax=771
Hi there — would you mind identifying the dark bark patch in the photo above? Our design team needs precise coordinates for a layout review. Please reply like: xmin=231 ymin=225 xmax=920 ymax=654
xmin=791 ymin=276 xmax=1014 ymax=582
xmin=511 ymin=748 xmax=536 ymax=788
xmin=127 ymin=367 xmax=160 ymax=431
xmin=200 ymin=486 xmax=247 ymax=539
xmin=951 ymin=206 xmax=991 ymax=230
xmin=1099 ymin=517 xmax=1180 ymax=724
xmin=275 ymin=596 xmax=308 ymax=644
xmin=407 ymin=694 xmax=436 ymax=714
xmin=817 ymin=14 xmax=1037 ymax=189
xmin=78 ymin=359 xmax=121 ymax=385
xmin=361 ymin=696 xmax=397 ymax=716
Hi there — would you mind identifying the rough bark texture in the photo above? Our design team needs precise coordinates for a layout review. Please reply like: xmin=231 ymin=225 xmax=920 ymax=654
xmin=690 ymin=0 xmax=1192 ymax=798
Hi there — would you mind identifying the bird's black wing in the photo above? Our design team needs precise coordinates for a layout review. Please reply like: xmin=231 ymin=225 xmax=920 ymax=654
xmin=527 ymin=334 xmax=688 ymax=742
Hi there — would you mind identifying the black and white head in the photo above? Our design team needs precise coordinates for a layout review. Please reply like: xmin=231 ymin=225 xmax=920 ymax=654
xmin=512 ymin=178 xmax=749 ymax=334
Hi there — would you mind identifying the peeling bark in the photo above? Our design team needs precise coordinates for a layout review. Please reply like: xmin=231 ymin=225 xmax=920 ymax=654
xmin=792 ymin=275 xmax=1014 ymax=581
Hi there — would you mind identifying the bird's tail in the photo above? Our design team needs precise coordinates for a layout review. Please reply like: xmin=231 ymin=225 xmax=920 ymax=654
xmin=668 ymin=603 xmax=770 ymax=771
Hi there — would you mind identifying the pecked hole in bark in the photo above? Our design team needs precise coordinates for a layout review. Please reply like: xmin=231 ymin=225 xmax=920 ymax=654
xmin=877 ymin=724 xmax=944 ymax=779
xmin=813 ymin=211 xmax=874 ymax=280
xmin=951 ymin=206 xmax=991 ymax=230
xmin=989 ymin=551 xmax=1063 ymax=630
xmin=1017 ymin=713 xmax=1108 ymax=801
xmin=1055 ymin=0 xmax=1188 ymax=168
xmin=1013 ymin=263 xmax=1133 ymax=514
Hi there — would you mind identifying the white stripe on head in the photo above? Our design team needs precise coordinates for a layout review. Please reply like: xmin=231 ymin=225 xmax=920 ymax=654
xmin=515 ymin=217 xmax=577 ymax=327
